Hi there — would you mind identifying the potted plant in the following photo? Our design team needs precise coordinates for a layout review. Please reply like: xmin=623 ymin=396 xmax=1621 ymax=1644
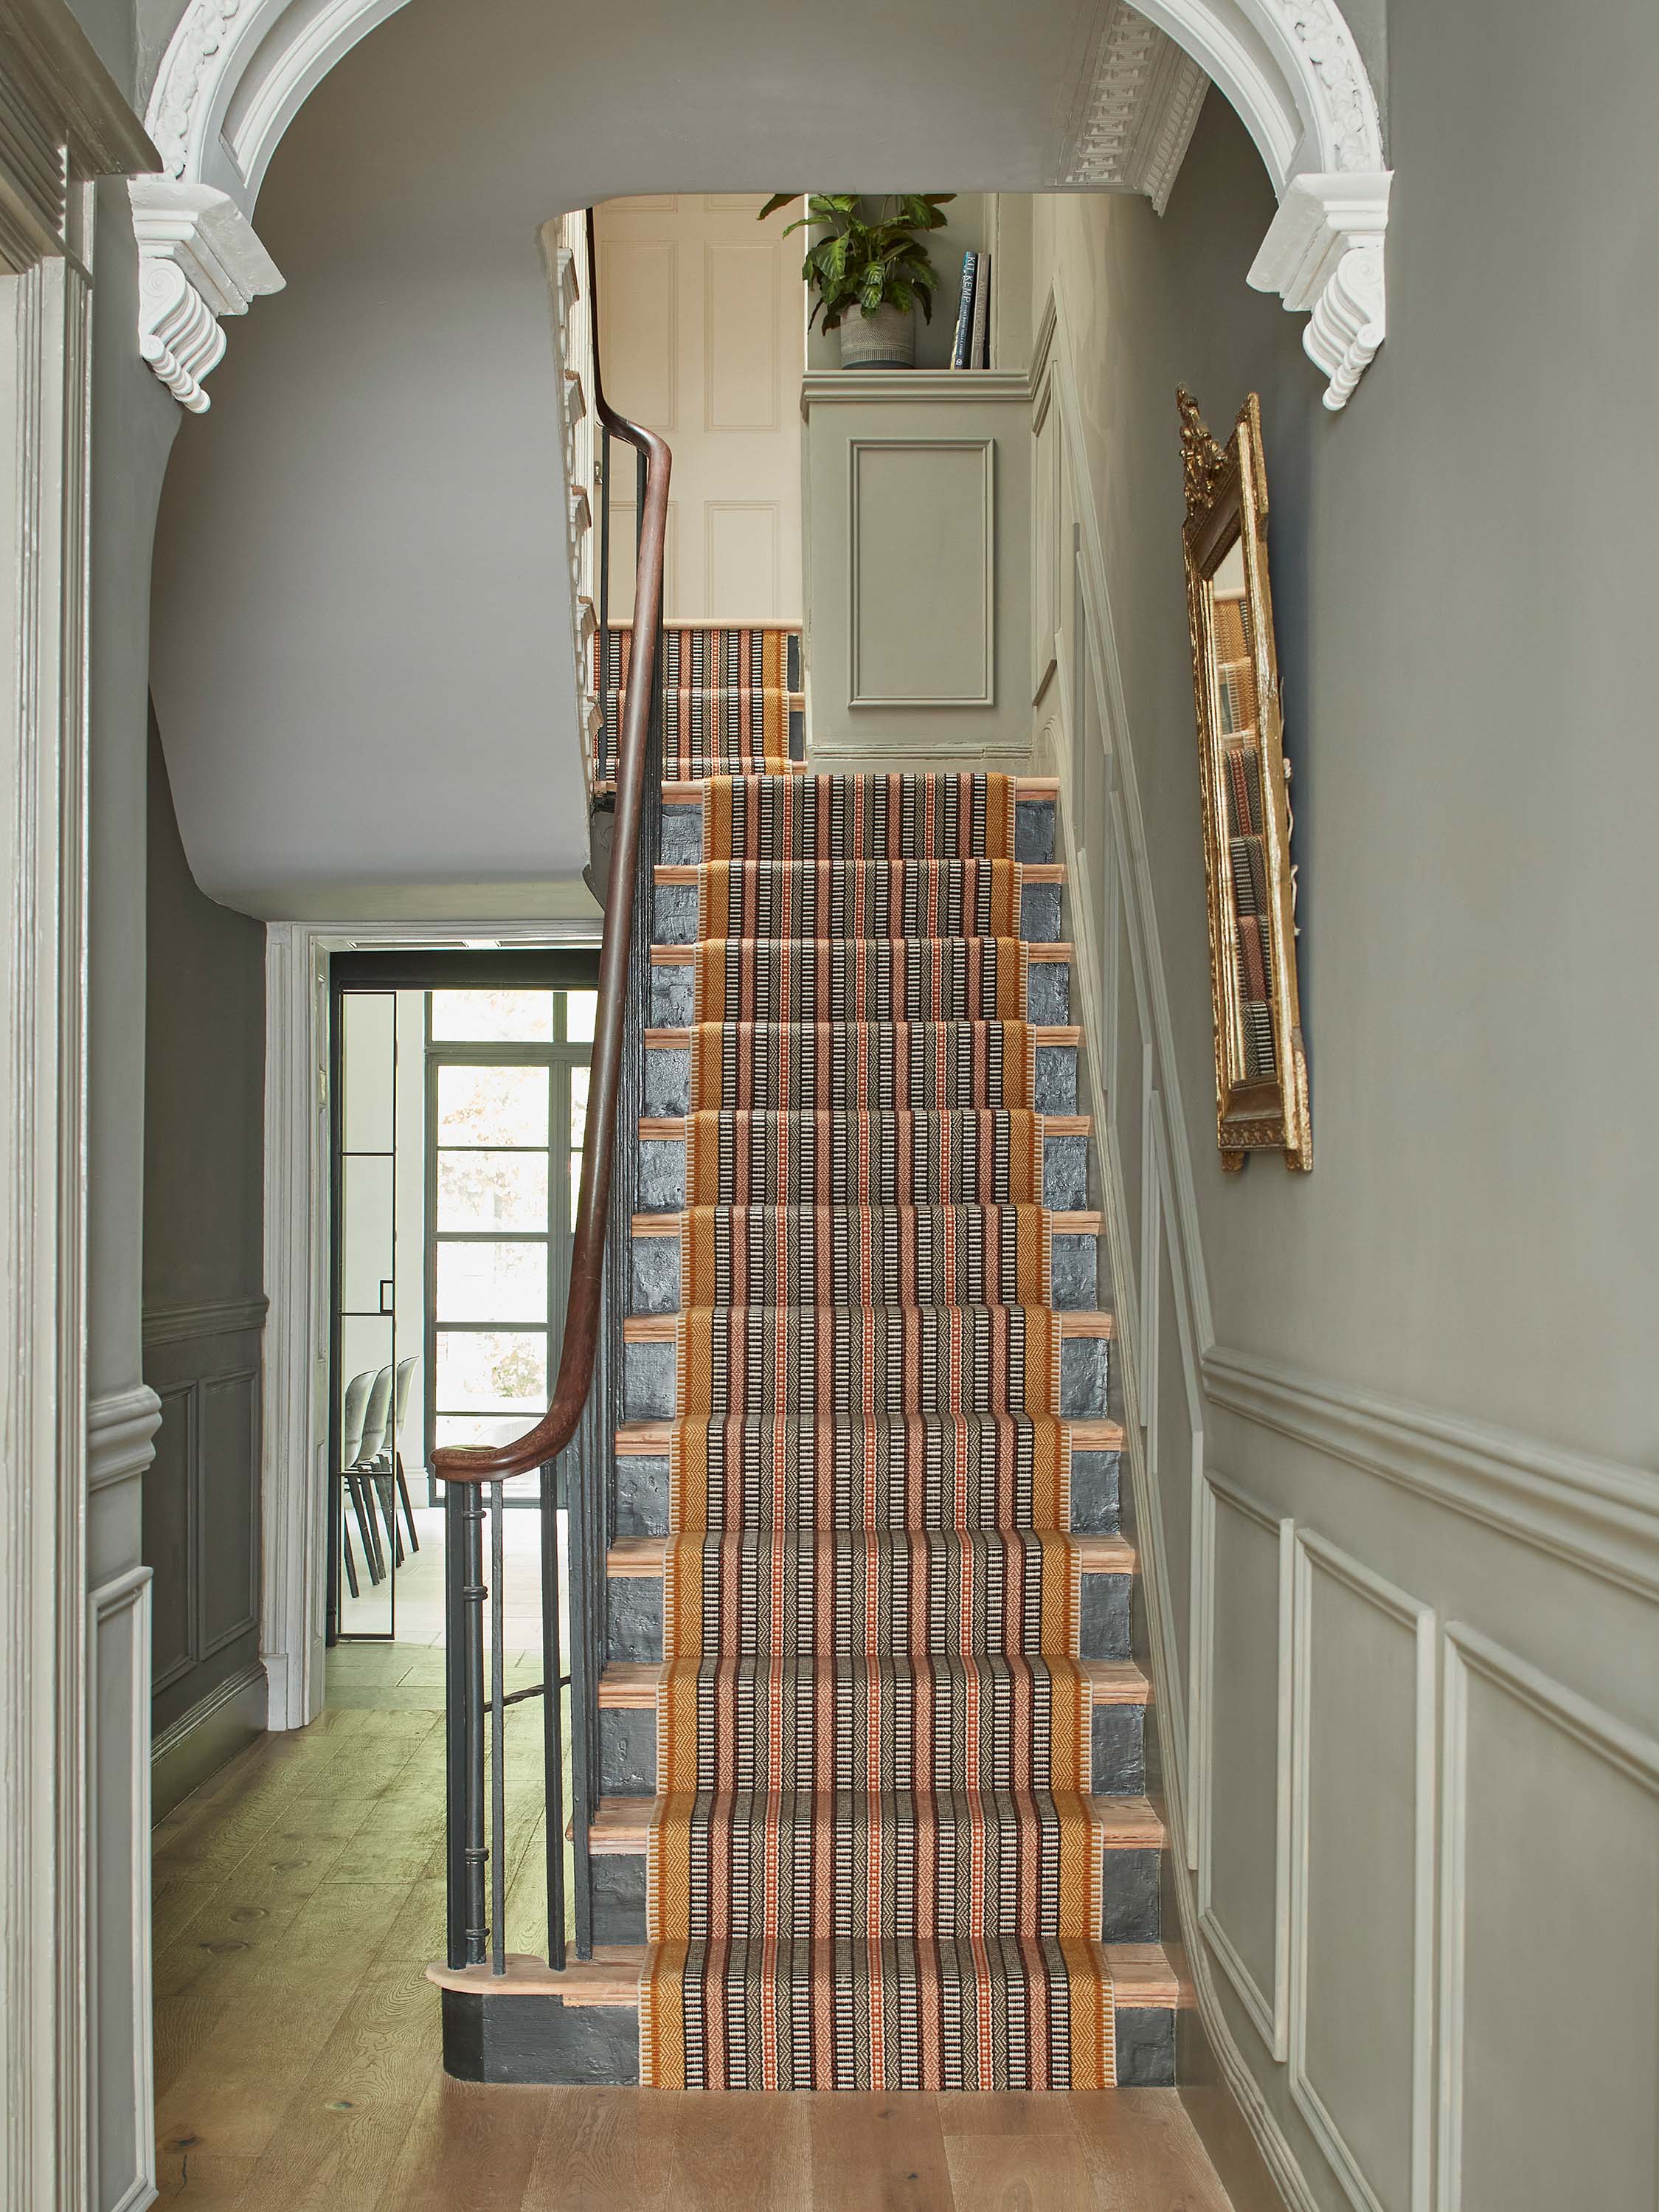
xmin=758 ymin=193 xmax=953 ymax=369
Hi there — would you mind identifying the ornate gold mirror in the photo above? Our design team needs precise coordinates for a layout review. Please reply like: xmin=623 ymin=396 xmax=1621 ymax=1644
xmin=1178 ymin=389 xmax=1311 ymax=1172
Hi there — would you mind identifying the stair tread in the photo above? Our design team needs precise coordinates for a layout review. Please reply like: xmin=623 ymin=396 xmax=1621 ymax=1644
xmin=645 ymin=1023 xmax=1082 ymax=1047
xmin=598 ymin=1656 xmax=1149 ymax=1710
xmin=427 ymin=1940 xmax=1179 ymax=2008
xmin=623 ymin=1307 xmax=1114 ymax=1341
xmin=632 ymin=1208 xmax=1104 ymax=1234
xmin=655 ymin=862 xmax=1066 ymax=885
xmin=609 ymin=1530 xmax=1134 ymax=1575
xmin=638 ymin=1110 xmax=1093 ymax=1136
xmin=660 ymin=774 xmax=1060 ymax=804
xmin=584 ymin=1791 xmax=1164 ymax=1852
xmin=615 ymin=1416 xmax=1126 ymax=1453
xmin=651 ymin=940 xmax=1076 ymax=963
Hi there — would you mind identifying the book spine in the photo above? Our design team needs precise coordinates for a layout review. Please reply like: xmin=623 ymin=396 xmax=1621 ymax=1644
xmin=970 ymin=251 xmax=991 ymax=368
xmin=951 ymin=252 xmax=977 ymax=370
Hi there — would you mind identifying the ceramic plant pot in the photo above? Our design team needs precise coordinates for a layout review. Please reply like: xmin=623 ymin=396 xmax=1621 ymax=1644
xmin=837 ymin=300 xmax=916 ymax=369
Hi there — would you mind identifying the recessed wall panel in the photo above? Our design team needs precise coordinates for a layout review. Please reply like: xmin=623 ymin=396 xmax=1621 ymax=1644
xmin=704 ymin=244 xmax=779 ymax=430
xmin=598 ymin=239 xmax=678 ymax=429
xmin=706 ymin=502 xmax=779 ymax=618
xmin=1292 ymin=1536 xmax=1434 ymax=2212
xmin=1443 ymin=1632 xmax=1659 ymax=2212
xmin=850 ymin=440 xmax=993 ymax=705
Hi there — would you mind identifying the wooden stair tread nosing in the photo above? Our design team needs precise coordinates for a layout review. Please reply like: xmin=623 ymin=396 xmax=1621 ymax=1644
xmin=607 ymin=1530 xmax=1135 ymax=1576
xmin=651 ymin=941 xmax=1077 ymax=964
xmin=581 ymin=1793 xmax=1164 ymax=1852
xmin=426 ymin=1938 xmax=1180 ymax=2009
xmin=615 ymin=1416 xmax=1125 ymax=1454
xmin=654 ymin=863 xmax=1066 ymax=886
xmin=631 ymin=1209 xmax=1104 ymax=1237
xmin=644 ymin=1023 xmax=1083 ymax=1048
xmin=657 ymin=774 xmax=1061 ymax=803
xmin=623 ymin=1308 xmax=1115 ymax=1342
xmin=637 ymin=1113 xmax=1094 ymax=1138
xmin=597 ymin=1656 xmax=1149 ymax=1710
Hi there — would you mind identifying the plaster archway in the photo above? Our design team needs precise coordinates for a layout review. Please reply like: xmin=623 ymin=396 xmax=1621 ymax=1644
xmin=135 ymin=0 xmax=1388 ymax=410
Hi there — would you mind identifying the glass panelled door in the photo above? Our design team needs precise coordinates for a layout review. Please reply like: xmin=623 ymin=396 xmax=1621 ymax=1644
xmin=335 ymin=991 xmax=399 ymax=1635
xmin=426 ymin=989 xmax=595 ymax=1481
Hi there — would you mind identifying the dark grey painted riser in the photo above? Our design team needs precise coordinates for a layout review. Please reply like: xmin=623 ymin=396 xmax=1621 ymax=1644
xmin=651 ymin=958 xmax=1070 ymax=1027
xmin=643 ymin=1041 xmax=1077 ymax=1119
xmin=600 ymin=1697 xmax=1145 ymax=1805
xmin=606 ymin=1567 xmax=1131 ymax=1670
xmin=440 ymin=1987 xmax=1174 ymax=2089
xmin=622 ymin=1332 xmax=1108 ymax=1424
xmin=615 ymin=1451 xmax=1121 ymax=1541
xmin=631 ymin=1229 xmax=1101 ymax=1316
xmin=589 ymin=1842 xmax=1160 ymax=1951
xmin=637 ymin=1130 xmax=1090 ymax=1214
xmin=659 ymin=798 xmax=1056 ymax=869
xmin=654 ymin=881 xmax=1064 ymax=947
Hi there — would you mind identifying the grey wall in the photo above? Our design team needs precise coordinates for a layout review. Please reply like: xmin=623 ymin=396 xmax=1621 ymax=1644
xmin=142 ymin=716 xmax=268 ymax=1786
xmin=145 ymin=0 xmax=1101 ymax=922
xmin=1018 ymin=4 xmax=1659 ymax=2201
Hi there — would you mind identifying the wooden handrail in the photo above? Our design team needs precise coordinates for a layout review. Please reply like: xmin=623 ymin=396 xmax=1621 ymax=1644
xmin=431 ymin=211 xmax=669 ymax=1486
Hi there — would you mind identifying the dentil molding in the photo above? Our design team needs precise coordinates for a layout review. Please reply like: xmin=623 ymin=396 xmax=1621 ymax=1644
xmin=1063 ymin=1 xmax=1211 ymax=214
xmin=129 ymin=178 xmax=284 ymax=412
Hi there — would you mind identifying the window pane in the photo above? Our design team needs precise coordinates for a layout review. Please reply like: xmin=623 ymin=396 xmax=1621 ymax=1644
xmin=437 ymin=1064 xmax=549 ymax=1147
xmin=436 ymin=1150 xmax=548 ymax=1231
xmin=436 ymin=1329 xmax=547 ymax=1411
xmin=431 ymin=989 xmax=553 ymax=1042
xmin=436 ymin=1241 xmax=549 ymax=1324
xmin=434 ymin=1413 xmax=539 ymax=1452
xmin=569 ymin=1151 xmax=583 ymax=1218
xmin=570 ymin=1065 xmax=590 ymax=1150
xmin=564 ymin=989 xmax=597 ymax=1043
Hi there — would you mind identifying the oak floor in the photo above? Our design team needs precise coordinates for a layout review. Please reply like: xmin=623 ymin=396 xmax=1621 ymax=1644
xmin=151 ymin=1644 xmax=1234 ymax=2211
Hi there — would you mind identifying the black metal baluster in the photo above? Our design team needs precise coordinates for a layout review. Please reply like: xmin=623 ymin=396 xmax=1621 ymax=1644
xmin=489 ymin=1480 xmax=507 ymax=1977
xmin=541 ymin=1459 xmax=566 ymax=1971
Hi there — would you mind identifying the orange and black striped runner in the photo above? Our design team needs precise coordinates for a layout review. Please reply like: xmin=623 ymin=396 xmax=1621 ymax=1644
xmin=640 ymin=768 xmax=1114 ymax=2090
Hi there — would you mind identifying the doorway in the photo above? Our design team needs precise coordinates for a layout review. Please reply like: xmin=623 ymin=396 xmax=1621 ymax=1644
xmin=326 ymin=950 xmax=600 ymax=1651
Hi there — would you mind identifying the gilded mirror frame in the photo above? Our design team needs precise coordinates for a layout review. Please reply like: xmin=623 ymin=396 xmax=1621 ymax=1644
xmin=1178 ymin=389 xmax=1311 ymax=1172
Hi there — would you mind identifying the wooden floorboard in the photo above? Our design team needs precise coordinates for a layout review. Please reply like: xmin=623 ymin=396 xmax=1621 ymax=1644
xmin=151 ymin=1651 xmax=1234 ymax=2211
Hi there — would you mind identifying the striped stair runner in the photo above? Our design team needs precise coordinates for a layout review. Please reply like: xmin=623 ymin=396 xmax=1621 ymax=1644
xmin=596 ymin=625 xmax=803 ymax=781
xmin=639 ymin=770 xmax=1118 ymax=2091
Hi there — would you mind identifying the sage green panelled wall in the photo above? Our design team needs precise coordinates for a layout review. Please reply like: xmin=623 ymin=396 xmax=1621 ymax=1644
xmin=1016 ymin=18 xmax=1659 ymax=2211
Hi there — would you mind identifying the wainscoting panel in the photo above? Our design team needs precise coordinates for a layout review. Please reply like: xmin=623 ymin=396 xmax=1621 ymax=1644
xmin=849 ymin=438 xmax=994 ymax=707
xmin=705 ymin=500 xmax=780 ymax=618
xmin=90 ymin=1567 xmax=155 ymax=2212
xmin=1438 ymin=1628 xmax=1659 ymax=2212
xmin=198 ymin=1367 xmax=260 ymax=1659
xmin=148 ymin=1381 xmax=195 ymax=1696
xmin=1199 ymin=1476 xmax=1292 ymax=2058
xmin=596 ymin=236 xmax=679 ymax=429
xmin=704 ymin=243 xmax=780 ymax=431
xmin=142 ymin=1301 xmax=267 ymax=1791
xmin=1291 ymin=1533 xmax=1435 ymax=2212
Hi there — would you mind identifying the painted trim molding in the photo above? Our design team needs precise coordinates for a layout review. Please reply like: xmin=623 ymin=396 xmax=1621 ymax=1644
xmin=87 ymin=1384 xmax=164 ymax=1493
xmin=142 ymin=1293 xmax=269 ymax=1347
xmin=146 ymin=0 xmax=1390 ymax=409
xmin=1203 ymin=1344 xmax=1659 ymax=1603
xmin=0 ymin=15 xmax=161 ymax=2206
xmin=260 ymin=913 xmax=601 ymax=1729
xmin=88 ymin=1568 xmax=156 ymax=2212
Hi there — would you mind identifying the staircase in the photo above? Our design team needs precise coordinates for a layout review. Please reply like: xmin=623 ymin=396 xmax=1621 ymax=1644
xmin=539 ymin=620 xmax=1168 ymax=2089
xmin=434 ymin=485 xmax=1183 ymax=2079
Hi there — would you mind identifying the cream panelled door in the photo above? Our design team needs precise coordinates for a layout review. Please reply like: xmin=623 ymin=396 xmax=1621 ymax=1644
xmin=596 ymin=195 xmax=804 ymax=623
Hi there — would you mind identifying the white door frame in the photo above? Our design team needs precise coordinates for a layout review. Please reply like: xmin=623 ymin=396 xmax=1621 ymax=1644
xmin=0 ymin=6 xmax=158 ymax=2207
xmin=261 ymin=915 xmax=601 ymax=1728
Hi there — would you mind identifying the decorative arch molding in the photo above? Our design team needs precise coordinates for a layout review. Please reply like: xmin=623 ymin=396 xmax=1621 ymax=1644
xmin=135 ymin=0 xmax=1388 ymax=411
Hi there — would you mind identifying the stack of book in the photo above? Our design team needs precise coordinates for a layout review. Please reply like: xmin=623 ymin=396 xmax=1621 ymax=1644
xmin=950 ymin=250 xmax=991 ymax=369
